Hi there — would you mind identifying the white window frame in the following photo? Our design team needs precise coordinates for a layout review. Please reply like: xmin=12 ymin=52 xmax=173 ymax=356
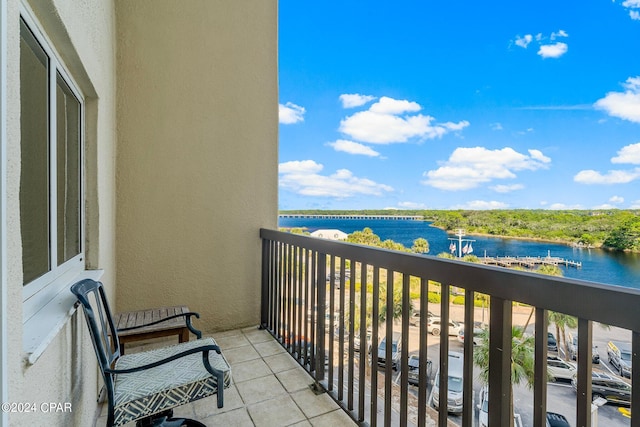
xmin=19 ymin=4 xmax=98 ymax=364
xmin=1 ymin=0 xmax=8 ymax=422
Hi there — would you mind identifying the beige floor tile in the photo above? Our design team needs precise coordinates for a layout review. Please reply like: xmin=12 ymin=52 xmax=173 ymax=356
xmin=289 ymin=421 xmax=313 ymax=427
xmin=214 ymin=333 xmax=251 ymax=350
xmin=291 ymin=388 xmax=340 ymax=419
xmin=192 ymin=385 xmax=244 ymax=418
xmin=243 ymin=327 xmax=274 ymax=344
xmin=202 ymin=408 xmax=254 ymax=426
xmin=211 ymin=329 xmax=245 ymax=339
xmin=232 ymin=358 xmax=273 ymax=383
xmin=223 ymin=343 xmax=261 ymax=364
xmin=247 ymin=395 xmax=306 ymax=427
xmin=236 ymin=375 xmax=288 ymax=405
xmin=309 ymin=408 xmax=358 ymax=427
xmin=253 ymin=339 xmax=287 ymax=357
xmin=263 ymin=352 xmax=301 ymax=373
xmin=276 ymin=367 xmax=316 ymax=393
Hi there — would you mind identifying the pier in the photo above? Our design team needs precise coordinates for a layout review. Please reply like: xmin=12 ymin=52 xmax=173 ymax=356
xmin=278 ymin=214 xmax=423 ymax=220
xmin=478 ymin=255 xmax=582 ymax=269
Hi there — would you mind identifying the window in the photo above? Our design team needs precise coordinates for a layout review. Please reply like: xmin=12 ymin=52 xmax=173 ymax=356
xmin=20 ymin=12 xmax=84 ymax=320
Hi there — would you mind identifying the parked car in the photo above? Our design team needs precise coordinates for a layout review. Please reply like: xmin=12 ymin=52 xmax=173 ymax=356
xmin=607 ymin=340 xmax=632 ymax=378
xmin=429 ymin=351 xmax=464 ymax=414
xmin=546 ymin=412 xmax=570 ymax=427
xmin=407 ymin=354 xmax=432 ymax=386
xmin=571 ymin=371 xmax=631 ymax=405
xmin=547 ymin=356 xmax=576 ymax=382
xmin=353 ymin=329 xmax=372 ymax=353
xmin=457 ymin=326 xmax=485 ymax=346
xmin=547 ymin=332 xmax=558 ymax=352
xmin=409 ymin=310 xmax=435 ymax=327
xmin=377 ymin=332 xmax=402 ymax=370
xmin=477 ymin=386 xmax=524 ymax=427
xmin=427 ymin=317 xmax=463 ymax=336
xmin=567 ymin=332 xmax=600 ymax=363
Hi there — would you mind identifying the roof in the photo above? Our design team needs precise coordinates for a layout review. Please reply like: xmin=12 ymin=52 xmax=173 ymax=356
xmin=310 ymin=229 xmax=348 ymax=240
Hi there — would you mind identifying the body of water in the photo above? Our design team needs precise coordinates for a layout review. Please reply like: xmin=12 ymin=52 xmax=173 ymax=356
xmin=278 ymin=217 xmax=640 ymax=290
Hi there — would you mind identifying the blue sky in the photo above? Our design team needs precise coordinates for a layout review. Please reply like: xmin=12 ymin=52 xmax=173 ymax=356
xmin=278 ymin=1 xmax=640 ymax=210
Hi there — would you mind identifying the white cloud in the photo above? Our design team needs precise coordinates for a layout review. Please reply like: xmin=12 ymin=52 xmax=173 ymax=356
xmin=609 ymin=195 xmax=625 ymax=204
xmin=550 ymin=30 xmax=569 ymax=40
xmin=515 ymin=34 xmax=533 ymax=48
xmin=452 ymin=200 xmax=509 ymax=210
xmin=620 ymin=0 xmax=640 ymax=20
xmin=548 ymin=203 xmax=584 ymax=210
xmin=326 ymin=139 xmax=381 ymax=157
xmin=491 ymin=123 xmax=503 ymax=131
xmin=611 ymin=142 xmax=640 ymax=164
xmin=422 ymin=146 xmax=551 ymax=191
xmin=369 ymin=97 xmax=421 ymax=114
xmin=279 ymin=160 xmax=323 ymax=174
xmin=397 ymin=201 xmax=426 ymax=209
xmin=537 ymin=42 xmax=568 ymax=58
xmin=279 ymin=160 xmax=393 ymax=198
xmin=490 ymin=184 xmax=525 ymax=193
xmin=631 ymin=200 xmax=640 ymax=209
xmin=592 ymin=204 xmax=617 ymax=209
xmin=339 ymin=96 xmax=469 ymax=144
xmin=573 ymin=168 xmax=640 ymax=184
xmin=279 ymin=102 xmax=306 ymax=124
xmin=595 ymin=77 xmax=640 ymax=123
xmin=339 ymin=94 xmax=376 ymax=108
xmin=514 ymin=31 xmax=569 ymax=59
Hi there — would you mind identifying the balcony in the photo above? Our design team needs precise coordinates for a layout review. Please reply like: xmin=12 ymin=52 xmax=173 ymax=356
xmin=259 ymin=228 xmax=640 ymax=427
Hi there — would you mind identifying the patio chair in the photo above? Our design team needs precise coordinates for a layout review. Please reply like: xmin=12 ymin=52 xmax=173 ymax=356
xmin=71 ymin=279 xmax=231 ymax=427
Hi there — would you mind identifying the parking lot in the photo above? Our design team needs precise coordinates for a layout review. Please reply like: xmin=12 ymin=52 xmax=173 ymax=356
xmin=331 ymin=303 xmax=633 ymax=426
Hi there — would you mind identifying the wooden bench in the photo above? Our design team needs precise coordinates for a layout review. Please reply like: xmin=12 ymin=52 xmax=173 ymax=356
xmin=114 ymin=306 xmax=202 ymax=354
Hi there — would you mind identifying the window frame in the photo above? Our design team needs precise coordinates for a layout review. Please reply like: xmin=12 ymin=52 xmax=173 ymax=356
xmin=19 ymin=6 xmax=85 ymax=324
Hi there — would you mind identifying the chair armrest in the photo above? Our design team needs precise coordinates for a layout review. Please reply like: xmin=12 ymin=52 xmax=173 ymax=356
xmin=105 ymin=344 xmax=222 ymax=375
xmin=118 ymin=312 xmax=203 ymax=339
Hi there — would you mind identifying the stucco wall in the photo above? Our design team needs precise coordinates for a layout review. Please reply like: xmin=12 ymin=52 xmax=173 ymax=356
xmin=115 ymin=1 xmax=279 ymax=331
xmin=5 ymin=0 xmax=117 ymax=425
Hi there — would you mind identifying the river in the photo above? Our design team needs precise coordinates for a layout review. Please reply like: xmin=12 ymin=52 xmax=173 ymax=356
xmin=278 ymin=217 xmax=640 ymax=290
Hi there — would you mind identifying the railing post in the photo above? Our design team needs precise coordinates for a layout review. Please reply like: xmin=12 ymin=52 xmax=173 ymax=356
xmin=260 ymin=238 xmax=269 ymax=329
xmin=438 ymin=283 xmax=450 ymax=427
xmin=462 ymin=289 xmax=475 ymax=427
xmin=632 ymin=331 xmax=640 ymax=427
xmin=533 ymin=308 xmax=548 ymax=427
xmin=576 ymin=318 xmax=592 ymax=427
xmin=488 ymin=296 xmax=512 ymax=427
xmin=315 ymin=253 xmax=327 ymax=383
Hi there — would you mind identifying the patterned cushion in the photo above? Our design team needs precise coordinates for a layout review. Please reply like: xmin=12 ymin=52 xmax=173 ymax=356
xmin=111 ymin=337 xmax=232 ymax=426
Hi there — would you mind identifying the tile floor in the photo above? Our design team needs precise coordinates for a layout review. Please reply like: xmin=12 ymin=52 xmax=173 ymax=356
xmin=94 ymin=327 xmax=358 ymax=427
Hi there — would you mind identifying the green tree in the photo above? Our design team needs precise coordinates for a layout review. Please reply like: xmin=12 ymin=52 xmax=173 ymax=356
xmin=473 ymin=326 xmax=535 ymax=427
xmin=548 ymin=311 xmax=577 ymax=360
xmin=411 ymin=237 xmax=430 ymax=254
xmin=603 ymin=217 xmax=640 ymax=251
xmin=347 ymin=227 xmax=382 ymax=246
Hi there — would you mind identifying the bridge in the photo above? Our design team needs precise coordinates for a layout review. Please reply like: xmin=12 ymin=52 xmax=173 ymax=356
xmin=278 ymin=214 xmax=423 ymax=220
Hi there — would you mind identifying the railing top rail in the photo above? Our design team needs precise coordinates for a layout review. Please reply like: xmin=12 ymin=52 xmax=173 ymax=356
xmin=260 ymin=228 xmax=640 ymax=332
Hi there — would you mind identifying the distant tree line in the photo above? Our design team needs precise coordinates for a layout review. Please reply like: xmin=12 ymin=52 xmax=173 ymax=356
xmin=279 ymin=209 xmax=640 ymax=252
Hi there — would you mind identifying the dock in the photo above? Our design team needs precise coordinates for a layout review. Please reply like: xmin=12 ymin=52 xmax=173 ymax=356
xmin=479 ymin=255 xmax=581 ymax=269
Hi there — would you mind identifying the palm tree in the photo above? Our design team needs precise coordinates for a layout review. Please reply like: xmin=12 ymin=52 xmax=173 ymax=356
xmin=548 ymin=311 xmax=577 ymax=360
xmin=474 ymin=326 xmax=535 ymax=427
xmin=411 ymin=237 xmax=429 ymax=254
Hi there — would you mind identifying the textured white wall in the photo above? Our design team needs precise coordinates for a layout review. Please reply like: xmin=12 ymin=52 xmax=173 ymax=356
xmin=115 ymin=1 xmax=279 ymax=331
xmin=5 ymin=0 xmax=117 ymax=425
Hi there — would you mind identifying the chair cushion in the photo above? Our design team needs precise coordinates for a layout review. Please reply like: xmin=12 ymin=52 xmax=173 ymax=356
xmin=112 ymin=337 xmax=231 ymax=426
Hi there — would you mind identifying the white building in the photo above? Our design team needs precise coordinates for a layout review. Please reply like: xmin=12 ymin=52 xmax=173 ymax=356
xmin=310 ymin=229 xmax=348 ymax=240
